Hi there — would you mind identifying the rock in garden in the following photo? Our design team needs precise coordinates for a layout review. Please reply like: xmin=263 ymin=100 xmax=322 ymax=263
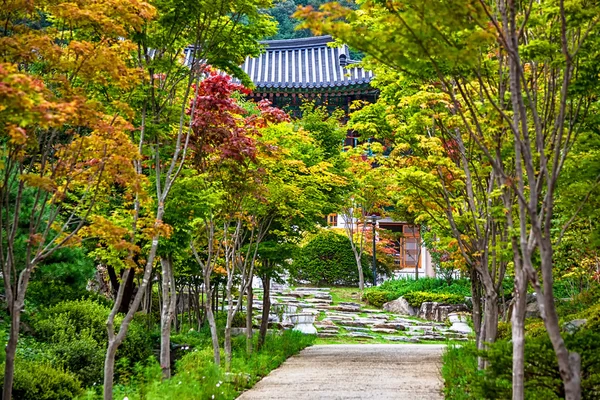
xmin=418 ymin=302 xmax=468 ymax=322
xmin=563 ymin=319 xmax=587 ymax=334
xmin=383 ymin=297 xmax=418 ymax=316
xmin=346 ymin=332 xmax=375 ymax=339
xmin=384 ymin=336 xmax=420 ymax=343
xmin=371 ymin=328 xmax=397 ymax=334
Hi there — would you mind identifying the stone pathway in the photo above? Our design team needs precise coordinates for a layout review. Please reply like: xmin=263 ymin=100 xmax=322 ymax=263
xmin=237 ymin=344 xmax=445 ymax=399
xmin=254 ymin=287 xmax=471 ymax=343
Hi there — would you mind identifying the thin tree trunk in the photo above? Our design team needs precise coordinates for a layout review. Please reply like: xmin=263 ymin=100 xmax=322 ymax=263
xmin=258 ymin=273 xmax=271 ymax=351
xmin=204 ymin=273 xmax=220 ymax=365
xmin=3 ymin=305 xmax=20 ymax=400
xmin=538 ymin=243 xmax=581 ymax=399
xmin=104 ymin=231 xmax=158 ymax=400
xmin=103 ymin=343 xmax=118 ymax=399
xmin=470 ymin=273 xmax=482 ymax=344
xmin=160 ymin=256 xmax=177 ymax=380
xmin=511 ymin=269 xmax=528 ymax=400
xmin=246 ymin=276 xmax=254 ymax=354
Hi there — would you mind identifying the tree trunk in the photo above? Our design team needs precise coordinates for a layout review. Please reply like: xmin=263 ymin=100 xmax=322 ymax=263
xmin=355 ymin=254 xmax=364 ymax=291
xmin=246 ymin=276 xmax=254 ymax=354
xmin=511 ymin=270 xmax=528 ymax=400
xmin=160 ymin=256 xmax=177 ymax=380
xmin=224 ymin=319 xmax=232 ymax=371
xmin=478 ymin=291 xmax=499 ymax=369
xmin=470 ymin=273 xmax=482 ymax=344
xmin=258 ymin=273 xmax=271 ymax=351
xmin=3 ymin=305 xmax=20 ymax=400
xmin=538 ymin=243 xmax=581 ymax=399
xmin=203 ymin=274 xmax=220 ymax=365
xmin=103 ymin=341 xmax=119 ymax=400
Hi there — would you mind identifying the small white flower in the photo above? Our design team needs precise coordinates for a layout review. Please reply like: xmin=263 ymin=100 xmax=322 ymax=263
xmin=216 ymin=383 xmax=220 ymax=387
xmin=211 ymin=396 xmax=215 ymax=399
xmin=124 ymin=397 xmax=129 ymax=400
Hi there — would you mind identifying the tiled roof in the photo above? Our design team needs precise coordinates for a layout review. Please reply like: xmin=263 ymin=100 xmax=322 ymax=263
xmin=240 ymin=35 xmax=374 ymax=91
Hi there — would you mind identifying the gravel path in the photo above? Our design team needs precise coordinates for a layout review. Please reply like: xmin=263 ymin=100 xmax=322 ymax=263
xmin=237 ymin=344 xmax=445 ymax=400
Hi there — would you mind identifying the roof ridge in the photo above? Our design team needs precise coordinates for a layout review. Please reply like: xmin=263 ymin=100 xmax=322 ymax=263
xmin=261 ymin=35 xmax=334 ymax=50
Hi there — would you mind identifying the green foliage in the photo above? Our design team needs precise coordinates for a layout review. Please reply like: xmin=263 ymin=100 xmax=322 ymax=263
xmin=26 ymin=247 xmax=96 ymax=307
xmin=362 ymin=289 xmax=392 ymax=308
xmin=442 ymin=328 xmax=600 ymax=399
xmin=402 ymin=291 xmax=465 ymax=307
xmin=111 ymin=330 xmax=314 ymax=399
xmin=32 ymin=299 xmax=152 ymax=387
xmin=363 ymin=277 xmax=472 ymax=307
xmin=290 ymin=230 xmax=370 ymax=286
xmin=0 ymin=359 xmax=83 ymax=400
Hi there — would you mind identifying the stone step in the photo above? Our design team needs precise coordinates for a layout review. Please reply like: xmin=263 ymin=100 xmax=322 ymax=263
xmin=384 ymin=336 xmax=420 ymax=343
xmin=346 ymin=332 xmax=375 ymax=339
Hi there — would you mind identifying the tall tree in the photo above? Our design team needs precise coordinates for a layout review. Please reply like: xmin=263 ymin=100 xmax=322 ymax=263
xmin=0 ymin=1 xmax=154 ymax=397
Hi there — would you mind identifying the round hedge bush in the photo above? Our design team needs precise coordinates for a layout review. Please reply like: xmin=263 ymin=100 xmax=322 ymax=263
xmin=290 ymin=230 xmax=370 ymax=286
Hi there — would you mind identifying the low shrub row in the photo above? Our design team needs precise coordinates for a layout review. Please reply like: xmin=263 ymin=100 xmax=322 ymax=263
xmin=403 ymin=291 xmax=465 ymax=307
xmin=362 ymin=277 xmax=471 ymax=307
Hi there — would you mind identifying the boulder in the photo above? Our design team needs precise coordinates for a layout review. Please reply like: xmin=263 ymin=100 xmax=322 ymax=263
xmin=526 ymin=301 xmax=540 ymax=319
xmin=563 ymin=319 xmax=587 ymax=334
xmin=418 ymin=302 xmax=468 ymax=322
xmin=383 ymin=297 xmax=418 ymax=316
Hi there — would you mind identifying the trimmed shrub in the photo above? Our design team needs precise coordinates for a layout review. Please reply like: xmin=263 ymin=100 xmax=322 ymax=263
xmin=290 ymin=230 xmax=370 ymax=286
xmin=363 ymin=289 xmax=393 ymax=308
xmin=403 ymin=291 xmax=465 ymax=307
xmin=0 ymin=359 xmax=83 ymax=400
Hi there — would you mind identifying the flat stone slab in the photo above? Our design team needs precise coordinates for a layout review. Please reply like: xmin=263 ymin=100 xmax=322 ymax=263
xmin=342 ymin=326 xmax=371 ymax=332
xmin=340 ymin=319 xmax=381 ymax=327
xmin=294 ymin=287 xmax=331 ymax=292
xmin=237 ymin=344 xmax=445 ymax=400
xmin=373 ymin=322 xmax=406 ymax=331
xmin=346 ymin=332 xmax=375 ymax=339
xmin=317 ymin=332 xmax=338 ymax=338
xmin=384 ymin=336 xmax=421 ymax=343
xmin=371 ymin=328 xmax=398 ymax=335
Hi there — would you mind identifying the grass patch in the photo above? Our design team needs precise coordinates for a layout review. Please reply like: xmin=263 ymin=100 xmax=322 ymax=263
xmin=82 ymin=331 xmax=314 ymax=399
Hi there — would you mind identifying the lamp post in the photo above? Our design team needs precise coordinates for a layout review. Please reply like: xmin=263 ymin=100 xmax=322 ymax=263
xmin=369 ymin=214 xmax=381 ymax=286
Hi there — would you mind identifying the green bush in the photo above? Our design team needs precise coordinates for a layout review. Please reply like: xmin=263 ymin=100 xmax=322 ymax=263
xmin=112 ymin=330 xmax=315 ymax=399
xmin=363 ymin=277 xmax=473 ymax=308
xmin=290 ymin=230 xmax=370 ymax=286
xmin=403 ymin=291 xmax=465 ymax=307
xmin=442 ymin=327 xmax=600 ymax=399
xmin=363 ymin=289 xmax=393 ymax=308
xmin=0 ymin=359 xmax=83 ymax=400
xmin=32 ymin=299 xmax=152 ymax=387
xmin=27 ymin=247 xmax=96 ymax=308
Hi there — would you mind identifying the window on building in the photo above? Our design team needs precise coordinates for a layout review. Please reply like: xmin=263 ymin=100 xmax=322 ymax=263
xmin=327 ymin=214 xmax=338 ymax=226
xmin=394 ymin=225 xmax=421 ymax=270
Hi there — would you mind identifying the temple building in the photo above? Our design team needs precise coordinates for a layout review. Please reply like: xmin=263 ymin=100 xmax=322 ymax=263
xmin=238 ymin=35 xmax=377 ymax=117
xmin=238 ymin=35 xmax=435 ymax=279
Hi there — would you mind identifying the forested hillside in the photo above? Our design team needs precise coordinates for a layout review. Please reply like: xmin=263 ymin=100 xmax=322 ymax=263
xmin=266 ymin=0 xmax=356 ymax=40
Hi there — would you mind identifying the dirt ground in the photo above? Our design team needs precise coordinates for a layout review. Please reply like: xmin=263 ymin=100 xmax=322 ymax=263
xmin=237 ymin=344 xmax=445 ymax=400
